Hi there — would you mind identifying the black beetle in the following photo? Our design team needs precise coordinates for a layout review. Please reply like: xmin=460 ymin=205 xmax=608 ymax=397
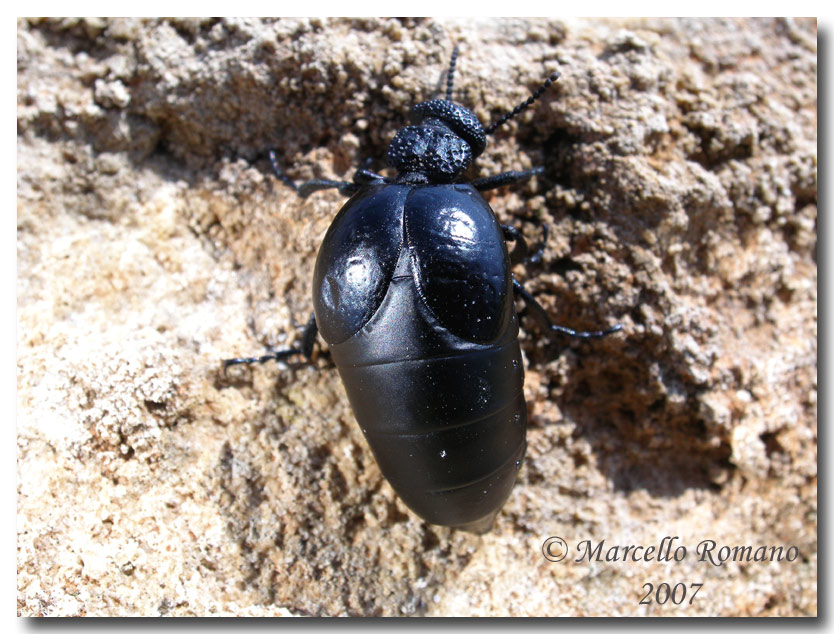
xmin=226 ymin=47 xmax=620 ymax=533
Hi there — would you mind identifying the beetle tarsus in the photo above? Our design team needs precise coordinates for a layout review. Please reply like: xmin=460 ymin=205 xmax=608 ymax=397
xmin=223 ymin=348 xmax=300 ymax=373
xmin=223 ymin=314 xmax=319 ymax=374
xmin=513 ymin=278 xmax=621 ymax=340
xmin=269 ymin=150 xmax=383 ymax=198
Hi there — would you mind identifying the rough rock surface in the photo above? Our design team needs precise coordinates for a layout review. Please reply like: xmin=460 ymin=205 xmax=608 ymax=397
xmin=17 ymin=17 xmax=816 ymax=616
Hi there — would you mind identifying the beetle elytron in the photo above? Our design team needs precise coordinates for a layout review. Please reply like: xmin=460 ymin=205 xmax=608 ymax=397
xmin=226 ymin=47 xmax=620 ymax=533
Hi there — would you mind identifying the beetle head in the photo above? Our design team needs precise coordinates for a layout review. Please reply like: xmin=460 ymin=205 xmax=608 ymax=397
xmin=386 ymin=99 xmax=486 ymax=183
xmin=386 ymin=46 xmax=560 ymax=184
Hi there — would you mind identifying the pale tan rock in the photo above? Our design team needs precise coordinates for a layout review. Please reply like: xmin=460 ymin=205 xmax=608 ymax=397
xmin=18 ymin=17 xmax=816 ymax=616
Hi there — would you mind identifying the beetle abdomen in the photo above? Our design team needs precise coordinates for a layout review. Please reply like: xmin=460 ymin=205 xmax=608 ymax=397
xmin=328 ymin=263 xmax=526 ymax=530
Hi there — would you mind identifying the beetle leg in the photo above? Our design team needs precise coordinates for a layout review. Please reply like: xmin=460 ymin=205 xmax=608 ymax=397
xmin=501 ymin=224 xmax=529 ymax=265
xmin=470 ymin=166 xmax=544 ymax=192
xmin=298 ymin=313 xmax=318 ymax=358
xmin=512 ymin=279 xmax=622 ymax=339
xmin=223 ymin=314 xmax=319 ymax=372
xmin=502 ymin=222 xmax=549 ymax=265
xmin=352 ymin=167 xmax=390 ymax=185
xmin=296 ymin=179 xmax=360 ymax=197
xmin=268 ymin=150 xmax=360 ymax=198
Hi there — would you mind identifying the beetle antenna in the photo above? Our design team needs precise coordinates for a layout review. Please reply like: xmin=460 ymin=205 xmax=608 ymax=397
xmin=485 ymin=71 xmax=561 ymax=135
xmin=445 ymin=46 xmax=460 ymax=101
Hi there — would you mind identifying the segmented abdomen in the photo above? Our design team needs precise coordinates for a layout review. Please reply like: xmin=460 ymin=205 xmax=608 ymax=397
xmin=328 ymin=271 xmax=526 ymax=530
